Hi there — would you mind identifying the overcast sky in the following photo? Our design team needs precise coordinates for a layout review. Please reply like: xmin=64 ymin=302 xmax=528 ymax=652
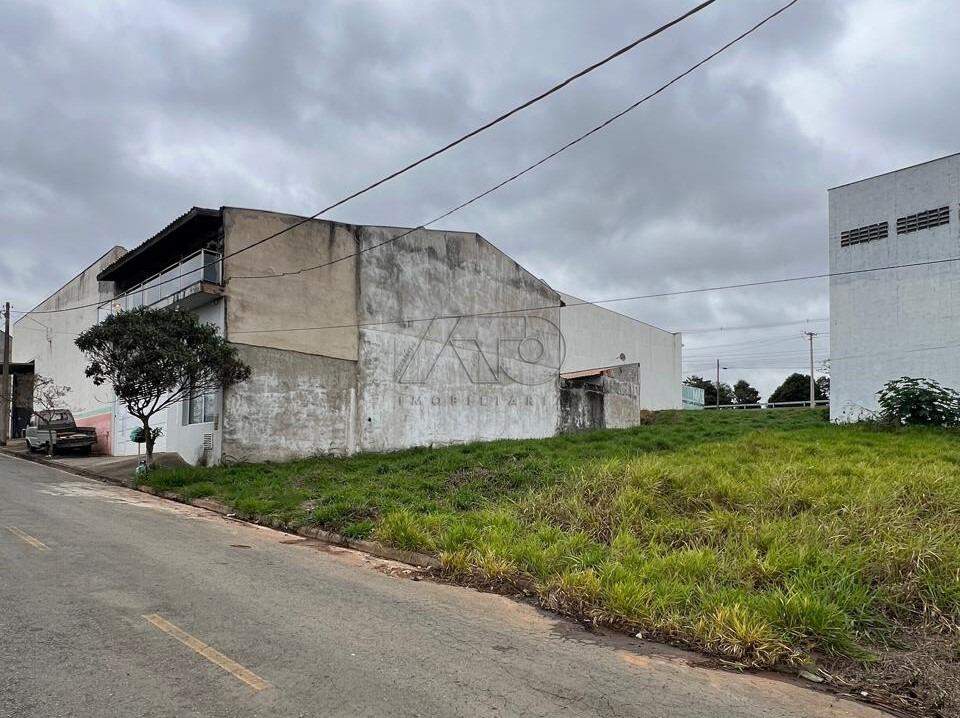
xmin=3 ymin=0 xmax=958 ymax=398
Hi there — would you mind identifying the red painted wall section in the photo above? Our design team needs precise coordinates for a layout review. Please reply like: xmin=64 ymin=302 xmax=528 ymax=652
xmin=76 ymin=413 xmax=112 ymax=455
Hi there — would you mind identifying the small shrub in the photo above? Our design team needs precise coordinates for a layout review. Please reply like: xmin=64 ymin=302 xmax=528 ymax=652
xmin=876 ymin=377 xmax=960 ymax=427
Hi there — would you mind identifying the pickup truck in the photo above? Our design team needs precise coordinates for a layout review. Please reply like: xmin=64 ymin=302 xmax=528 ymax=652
xmin=25 ymin=410 xmax=98 ymax=455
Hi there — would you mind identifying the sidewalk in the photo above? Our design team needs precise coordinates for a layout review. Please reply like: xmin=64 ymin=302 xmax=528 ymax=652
xmin=0 ymin=438 xmax=187 ymax=485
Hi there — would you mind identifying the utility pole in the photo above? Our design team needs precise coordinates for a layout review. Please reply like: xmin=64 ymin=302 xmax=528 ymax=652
xmin=715 ymin=358 xmax=720 ymax=408
xmin=804 ymin=331 xmax=817 ymax=408
xmin=1 ymin=302 xmax=10 ymax=445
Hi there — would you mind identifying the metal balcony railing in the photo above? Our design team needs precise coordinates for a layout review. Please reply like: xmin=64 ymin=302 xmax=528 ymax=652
xmin=98 ymin=249 xmax=222 ymax=321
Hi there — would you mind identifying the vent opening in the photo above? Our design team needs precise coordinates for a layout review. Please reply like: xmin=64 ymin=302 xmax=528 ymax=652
xmin=840 ymin=221 xmax=888 ymax=247
xmin=897 ymin=206 xmax=950 ymax=235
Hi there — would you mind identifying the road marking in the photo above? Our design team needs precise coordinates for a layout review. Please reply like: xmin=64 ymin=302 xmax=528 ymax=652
xmin=142 ymin=614 xmax=271 ymax=692
xmin=6 ymin=526 xmax=48 ymax=550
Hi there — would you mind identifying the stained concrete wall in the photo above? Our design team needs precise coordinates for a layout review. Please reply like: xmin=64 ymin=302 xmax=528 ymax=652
xmin=559 ymin=294 xmax=682 ymax=410
xmin=829 ymin=154 xmax=960 ymax=420
xmin=355 ymin=226 xmax=561 ymax=451
xmin=11 ymin=247 xmax=126 ymax=449
xmin=221 ymin=343 xmax=357 ymax=461
xmin=222 ymin=207 xmax=359 ymax=361
xmin=208 ymin=209 xmax=682 ymax=458
xmin=601 ymin=364 xmax=642 ymax=429
xmin=559 ymin=364 xmax=641 ymax=432
xmin=11 ymin=373 xmax=35 ymax=438
xmin=559 ymin=379 xmax=604 ymax=432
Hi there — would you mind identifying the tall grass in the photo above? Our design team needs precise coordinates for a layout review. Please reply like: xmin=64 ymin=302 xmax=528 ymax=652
xmin=146 ymin=410 xmax=960 ymax=666
xmin=374 ymin=421 xmax=960 ymax=665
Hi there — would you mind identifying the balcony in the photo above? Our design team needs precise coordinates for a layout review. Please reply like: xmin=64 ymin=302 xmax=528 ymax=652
xmin=99 ymin=249 xmax=223 ymax=321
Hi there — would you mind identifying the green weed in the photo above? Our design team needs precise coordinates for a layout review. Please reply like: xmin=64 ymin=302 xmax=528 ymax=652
xmin=145 ymin=409 xmax=960 ymax=666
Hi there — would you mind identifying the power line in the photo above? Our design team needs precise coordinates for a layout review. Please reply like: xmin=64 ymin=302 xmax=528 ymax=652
xmin=232 ymin=0 xmax=799 ymax=281
xmin=683 ymin=332 xmax=818 ymax=351
xmin=227 ymin=255 xmax=959 ymax=335
xmin=684 ymin=349 xmax=827 ymax=360
xmin=702 ymin=365 xmax=825 ymax=370
xmin=684 ymin=351 xmax=830 ymax=362
xmin=831 ymin=336 xmax=960 ymax=363
xmin=696 ymin=339 xmax=960 ymax=369
xmin=684 ymin=336 xmax=831 ymax=357
xmin=218 ymin=1 xmax=721 ymax=268
xmin=686 ymin=364 xmax=825 ymax=369
xmin=678 ymin=317 xmax=829 ymax=333
xmin=688 ymin=336 xmax=960 ymax=367
xmin=12 ymin=0 xmax=800 ymax=317
xmin=690 ymin=335 xmax=960 ymax=364
xmin=8 ymin=325 xmax=80 ymax=337
xmin=12 ymin=251 xmax=960 ymax=335
xmin=684 ymin=350 xmax=832 ymax=361
xmin=6 ymin=4 xmax=721 ymax=319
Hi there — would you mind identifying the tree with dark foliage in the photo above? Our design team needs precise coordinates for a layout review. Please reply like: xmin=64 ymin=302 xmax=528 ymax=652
xmin=768 ymin=373 xmax=827 ymax=405
xmin=733 ymin=379 xmax=761 ymax=406
xmin=815 ymin=375 xmax=830 ymax=400
xmin=75 ymin=308 xmax=250 ymax=466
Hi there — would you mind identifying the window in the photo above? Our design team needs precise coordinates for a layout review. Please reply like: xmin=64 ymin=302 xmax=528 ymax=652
xmin=840 ymin=221 xmax=888 ymax=247
xmin=896 ymin=206 xmax=950 ymax=235
xmin=185 ymin=390 xmax=216 ymax=425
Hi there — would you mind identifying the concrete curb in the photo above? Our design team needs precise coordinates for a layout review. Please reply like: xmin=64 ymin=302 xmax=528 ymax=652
xmin=0 ymin=447 xmax=441 ymax=570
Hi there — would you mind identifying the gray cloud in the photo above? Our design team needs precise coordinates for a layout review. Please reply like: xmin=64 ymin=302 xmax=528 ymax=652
xmin=2 ymin=0 xmax=957 ymax=398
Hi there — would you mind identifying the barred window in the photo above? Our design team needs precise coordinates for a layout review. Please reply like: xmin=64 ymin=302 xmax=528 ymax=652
xmin=183 ymin=384 xmax=217 ymax=425
xmin=896 ymin=206 xmax=950 ymax=235
xmin=840 ymin=221 xmax=888 ymax=247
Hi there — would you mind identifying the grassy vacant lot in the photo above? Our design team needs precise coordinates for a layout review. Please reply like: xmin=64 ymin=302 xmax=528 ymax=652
xmin=145 ymin=410 xmax=960 ymax=679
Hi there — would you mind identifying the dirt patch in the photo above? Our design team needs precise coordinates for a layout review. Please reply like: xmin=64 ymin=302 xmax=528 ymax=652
xmin=369 ymin=561 xmax=429 ymax=581
xmin=818 ymin=628 xmax=960 ymax=717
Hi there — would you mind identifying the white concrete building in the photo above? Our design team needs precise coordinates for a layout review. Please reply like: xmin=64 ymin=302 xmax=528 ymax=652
xmin=10 ymin=247 xmax=126 ymax=454
xmin=829 ymin=153 xmax=960 ymax=420
xmin=11 ymin=207 xmax=683 ymax=464
xmin=559 ymin=293 xmax=682 ymax=412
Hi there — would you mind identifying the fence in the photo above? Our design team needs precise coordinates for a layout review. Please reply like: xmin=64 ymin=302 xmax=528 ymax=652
xmin=704 ymin=399 xmax=829 ymax=410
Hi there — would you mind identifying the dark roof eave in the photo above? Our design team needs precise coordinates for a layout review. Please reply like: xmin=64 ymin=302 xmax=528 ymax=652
xmin=97 ymin=206 xmax=220 ymax=281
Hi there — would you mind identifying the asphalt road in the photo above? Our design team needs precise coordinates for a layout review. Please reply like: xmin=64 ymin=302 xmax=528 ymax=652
xmin=0 ymin=454 xmax=888 ymax=718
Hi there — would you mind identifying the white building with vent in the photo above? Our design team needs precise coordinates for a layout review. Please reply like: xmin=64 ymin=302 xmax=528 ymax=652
xmin=829 ymin=153 xmax=960 ymax=421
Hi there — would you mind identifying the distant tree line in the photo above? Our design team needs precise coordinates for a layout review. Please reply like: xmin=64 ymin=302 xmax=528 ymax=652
xmin=684 ymin=373 xmax=829 ymax=407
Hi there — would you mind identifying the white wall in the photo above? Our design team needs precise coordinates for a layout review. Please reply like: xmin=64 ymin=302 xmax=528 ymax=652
xmin=11 ymin=248 xmax=126 ymax=450
xmin=829 ymin=153 xmax=960 ymax=420
xmin=113 ymin=298 xmax=226 ymax=464
xmin=559 ymin=294 xmax=682 ymax=410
